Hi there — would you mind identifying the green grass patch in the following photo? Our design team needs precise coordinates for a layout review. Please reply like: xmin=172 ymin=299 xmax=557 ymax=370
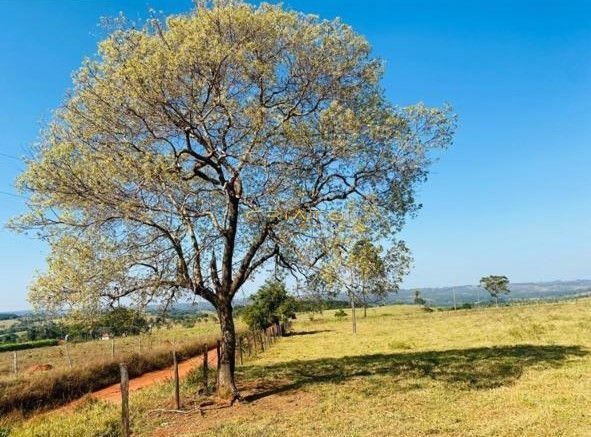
xmin=0 ymin=339 xmax=59 ymax=353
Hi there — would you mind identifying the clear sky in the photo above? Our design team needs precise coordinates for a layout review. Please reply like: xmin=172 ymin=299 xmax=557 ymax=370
xmin=1 ymin=0 xmax=590 ymax=311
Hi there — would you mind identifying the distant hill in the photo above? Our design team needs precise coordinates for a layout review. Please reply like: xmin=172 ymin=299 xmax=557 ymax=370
xmin=9 ymin=280 xmax=590 ymax=315
xmin=388 ymin=279 xmax=591 ymax=307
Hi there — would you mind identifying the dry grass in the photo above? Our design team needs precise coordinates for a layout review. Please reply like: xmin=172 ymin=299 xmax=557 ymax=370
xmin=0 ymin=320 xmax=237 ymax=416
xmin=0 ymin=321 xmax=221 ymax=379
xmin=6 ymin=298 xmax=591 ymax=436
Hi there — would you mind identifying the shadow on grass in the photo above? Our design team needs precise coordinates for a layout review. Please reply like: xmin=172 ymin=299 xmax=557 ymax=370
xmin=287 ymin=330 xmax=334 ymax=337
xmin=241 ymin=344 xmax=587 ymax=401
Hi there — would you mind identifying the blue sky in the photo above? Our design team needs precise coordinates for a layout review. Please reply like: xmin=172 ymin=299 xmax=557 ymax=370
xmin=0 ymin=0 xmax=590 ymax=311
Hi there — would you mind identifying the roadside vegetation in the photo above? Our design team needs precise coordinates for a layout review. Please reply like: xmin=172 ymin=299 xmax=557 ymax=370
xmin=0 ymin=340 xmax=59 ymax=353
xmin=0 ymin=319 xmax=232 ymax=416
xmin=5 ymin=298 xmax=589 ymax=436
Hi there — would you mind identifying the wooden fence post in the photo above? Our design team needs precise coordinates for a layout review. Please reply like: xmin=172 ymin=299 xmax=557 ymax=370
xmin=247 ymin=334 xmax=252 ymax=357
xmin=111 ymin=338 xmax=115 ymax=359
xmin=238 ymin=336 xmax=243 ymax=365
xmin=259 ymin=331 xmax=265 ymax=352
xmin=120 ymin=363 xmax=130 ymax=437
xmin=65 ymin=342 xmax=72 ymax=367
xmin=202 ymin=344 xmax=209 ymax=394
xmin=138 ymin=336 xmax=142 ymax=354
xmin=172 ymin=350 xmax=180 ymax=409
xmin=12 ymin=351 xmax=18 ymax=376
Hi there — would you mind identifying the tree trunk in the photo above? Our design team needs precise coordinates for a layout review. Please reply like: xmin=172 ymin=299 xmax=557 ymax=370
xmin=216 ymin=301 xmax=240 ymax=402
xmin=350 ymin=294 xmax=357 ymax=334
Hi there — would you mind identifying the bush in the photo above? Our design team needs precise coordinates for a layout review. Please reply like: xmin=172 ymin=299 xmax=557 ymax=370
xmin=334 ymin=309 xmax=347 ymax=318
xmin=242 ymin=280 xmax=296 ymax=330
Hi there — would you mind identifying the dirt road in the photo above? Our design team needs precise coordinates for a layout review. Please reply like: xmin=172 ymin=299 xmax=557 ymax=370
xmin=90 ymin=348 xmax=219 ymax=403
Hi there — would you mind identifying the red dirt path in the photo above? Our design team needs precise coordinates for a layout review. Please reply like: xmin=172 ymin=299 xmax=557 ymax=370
xmin=54 ymin=348 xmax=219 ymax=413
xmin=92 ymin=348 xmax=219 ymax=403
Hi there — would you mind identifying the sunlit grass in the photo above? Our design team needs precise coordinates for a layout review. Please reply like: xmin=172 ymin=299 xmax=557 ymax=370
xmin=6 ymin=299 xmax=591 ymax=436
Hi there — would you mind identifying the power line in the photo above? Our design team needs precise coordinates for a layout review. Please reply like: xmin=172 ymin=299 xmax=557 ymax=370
xmin=0 ymin=190 xmax=24 ymax=199
xmin=0 ymin=152 xmax=22 ymax=161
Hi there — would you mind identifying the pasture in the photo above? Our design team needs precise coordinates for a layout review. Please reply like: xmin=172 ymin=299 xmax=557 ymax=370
xmin=6 ymin=298 xmax=590 ymax=436
xmin=0 ymin=320 xmax=221 ymax=381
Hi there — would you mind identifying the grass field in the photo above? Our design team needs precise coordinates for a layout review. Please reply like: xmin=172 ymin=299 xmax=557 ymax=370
xmin=0 ymin=320 xmax=220 ymax=380
xmin=5 ymin=298 xmax=590 ymax=436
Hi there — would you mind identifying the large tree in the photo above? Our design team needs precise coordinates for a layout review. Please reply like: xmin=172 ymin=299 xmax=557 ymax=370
xmin=11 ymin=1 xmax=454 ymax=401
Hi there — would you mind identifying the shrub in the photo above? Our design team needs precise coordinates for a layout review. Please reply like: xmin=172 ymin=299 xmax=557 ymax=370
xmin=334 ymin=309 xmax=347 ymax=318
xmin=0 ymin=339 xmax=59 ymax=353
xmin=242 ymin=280 xmax=296 ymax=330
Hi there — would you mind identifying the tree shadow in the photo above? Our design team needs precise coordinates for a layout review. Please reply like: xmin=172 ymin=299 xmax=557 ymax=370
xmin=241 ymin=344 xmax=587 ymax=402
xmin=287 ymin=330 xmax=334 ymax=337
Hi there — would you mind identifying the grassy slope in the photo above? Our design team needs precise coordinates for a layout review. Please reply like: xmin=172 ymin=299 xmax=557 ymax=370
xmin=8 ymin=299 xmax=591 ymax=436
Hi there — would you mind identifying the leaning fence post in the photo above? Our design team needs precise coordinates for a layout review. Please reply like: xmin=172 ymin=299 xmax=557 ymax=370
xmin=202 ymin=343 xmax=209 ymax=394
xmin=120 ymin=363 xmax=130 ymax=437
xmin=12 ymin=351 xmax=18 ymax=376
xmin=172 ymin=350 xmax=180 ymax=409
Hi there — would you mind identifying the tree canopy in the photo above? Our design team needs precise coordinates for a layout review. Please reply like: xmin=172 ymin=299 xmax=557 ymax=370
xmin=11 ymin=0 xmax=455 ymax=399
xmin=241 ymin=280 xmax=296 ymax=331
xmin=479 ymin=275 xmax=510 ymax=306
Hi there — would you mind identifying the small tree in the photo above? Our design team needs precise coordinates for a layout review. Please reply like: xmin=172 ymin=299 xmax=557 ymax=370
xmin=413 ymin=289 xmax=426 ymax=306
xmin=312 ymin=234 xmax=411 ymax=334
xmin=241 ymin=281 xmax=296 ymax=331
xmin=349 ymin=239 xmax=386 ymax=318
xmin=479 ymin=275 xmax=510 ymax=306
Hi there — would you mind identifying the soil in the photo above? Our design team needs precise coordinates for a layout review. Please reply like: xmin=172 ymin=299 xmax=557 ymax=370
xmin=150 ymin=378 xmax=315 ymax=436
xmin=92 ymin=348 xmax=218 ymax=403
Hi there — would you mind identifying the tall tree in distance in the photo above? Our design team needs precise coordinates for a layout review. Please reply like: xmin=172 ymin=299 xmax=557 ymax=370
xmin=10 ymin=1 xmax=455 ymax=401
xmin=349 ymin=238 xmax=410 ymax=318
xmin=311 ymin=233 xmax=412 ymax=333
xmin=479 ymin=275 xmax=511 ymax=306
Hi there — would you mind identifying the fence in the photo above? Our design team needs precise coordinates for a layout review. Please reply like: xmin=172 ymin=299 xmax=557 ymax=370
xmin=0 ymin=326 xmax=219 ymax=380
xmin=119 ymin=320 xmax=291 ymax=436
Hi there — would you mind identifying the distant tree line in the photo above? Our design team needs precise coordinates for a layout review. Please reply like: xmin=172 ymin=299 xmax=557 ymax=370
xmin=0 ymin=308 xmax=151 ymax=344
